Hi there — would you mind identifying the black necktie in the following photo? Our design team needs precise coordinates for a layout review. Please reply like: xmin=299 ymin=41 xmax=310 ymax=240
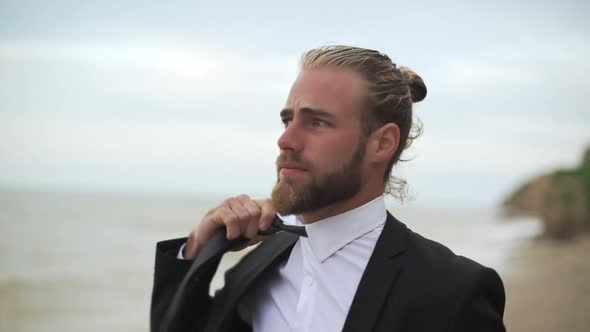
xmin=259 ymin=215 xmax=308 ymax=238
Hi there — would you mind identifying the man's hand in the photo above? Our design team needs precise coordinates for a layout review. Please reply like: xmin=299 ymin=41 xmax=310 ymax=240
xmin=183 ymin=195 xmax=276 ymax=260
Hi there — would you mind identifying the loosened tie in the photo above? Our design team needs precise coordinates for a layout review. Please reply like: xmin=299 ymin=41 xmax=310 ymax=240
xmin=258 ymin=215 xmax=308 ymax=237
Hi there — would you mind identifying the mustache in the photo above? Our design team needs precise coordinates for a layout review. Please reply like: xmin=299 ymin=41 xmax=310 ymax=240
xmin=276 ymin=152 xmax=313 ymax=170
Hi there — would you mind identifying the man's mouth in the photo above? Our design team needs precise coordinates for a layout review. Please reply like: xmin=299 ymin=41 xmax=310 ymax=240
xmin=279 ymin=163 xmax=307 ymax=177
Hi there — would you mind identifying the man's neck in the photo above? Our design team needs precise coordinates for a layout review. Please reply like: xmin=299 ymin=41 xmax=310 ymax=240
xmin=299 ymin=187 xmax=384 ymax=224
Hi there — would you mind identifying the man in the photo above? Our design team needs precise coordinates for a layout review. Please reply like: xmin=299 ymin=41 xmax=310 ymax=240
xmin=151 ymin=45 xmax=506 ymax=332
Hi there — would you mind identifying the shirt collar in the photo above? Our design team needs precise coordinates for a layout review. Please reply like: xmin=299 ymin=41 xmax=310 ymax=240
xmin=280 ymin=195 xmax=387 ymax=262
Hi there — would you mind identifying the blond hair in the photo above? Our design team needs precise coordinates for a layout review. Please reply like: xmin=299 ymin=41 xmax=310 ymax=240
xmin=300 ymin=45 xmax=427 ymax=200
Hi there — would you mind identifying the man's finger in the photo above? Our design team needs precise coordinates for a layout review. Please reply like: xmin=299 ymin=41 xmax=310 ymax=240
xmin=184 ymin=229 xmax=202 ymax=259
xmin=186 ymin=205 xmax=237 ymax=258
xmin=236 ymin=194 xmax=262 ymax=218
xmin=217 ymin=205 xmax=241 ymax=240
xmin=245 ymin=218 xmax=259 ymax=239
xmin=225 ymin=197 xmax=252 ymax=230
xmin=257 ymin=199 xmax=276 ymax=231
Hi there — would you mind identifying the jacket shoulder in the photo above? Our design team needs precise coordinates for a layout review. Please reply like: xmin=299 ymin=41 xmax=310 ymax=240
xmin=405 ymin=228 xmax=488 ymax=276
xmin=402 ymin=226 xmax=503 ymax=297
xmin=387 ymin=221 xmax=505 ymax=330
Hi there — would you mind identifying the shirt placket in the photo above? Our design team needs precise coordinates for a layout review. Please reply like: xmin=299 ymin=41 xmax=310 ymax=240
xmin=293 ymin=240 xmax=316 ymax=331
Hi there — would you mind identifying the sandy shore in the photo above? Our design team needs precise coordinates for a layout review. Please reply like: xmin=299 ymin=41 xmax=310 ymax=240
xmin=503 ymin=233 xmax=590 ymax=332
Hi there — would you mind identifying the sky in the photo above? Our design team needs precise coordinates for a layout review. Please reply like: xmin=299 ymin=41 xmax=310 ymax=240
xmin=0 ymin=0 xmax=588 ymax=207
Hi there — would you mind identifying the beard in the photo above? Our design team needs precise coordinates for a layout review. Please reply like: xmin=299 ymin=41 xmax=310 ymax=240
xmin=271 ymin=138 xmax=366 ymax=215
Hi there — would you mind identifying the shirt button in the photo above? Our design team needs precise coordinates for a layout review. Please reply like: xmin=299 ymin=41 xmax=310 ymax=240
xmin=304 ymin=276 xmax=313 ymax=286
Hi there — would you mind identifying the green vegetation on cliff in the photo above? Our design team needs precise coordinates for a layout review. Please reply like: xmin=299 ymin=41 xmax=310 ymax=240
xmin=502 ymin=146 xmax=590 ymax=238
xmin=553 ymin=148 xmax=590 ymax=217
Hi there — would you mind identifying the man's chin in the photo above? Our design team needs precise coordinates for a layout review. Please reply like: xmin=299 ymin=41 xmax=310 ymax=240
xmin=271 ymin=181 xmax=306 ymax=215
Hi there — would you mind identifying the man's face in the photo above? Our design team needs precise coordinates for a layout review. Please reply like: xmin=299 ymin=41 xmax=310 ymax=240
xmin=271 ymin=67 xmax=369 ymax=215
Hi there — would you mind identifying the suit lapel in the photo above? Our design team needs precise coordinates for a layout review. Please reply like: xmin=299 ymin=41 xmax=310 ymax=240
xmin=205 ymin=231 xmax=299 ymax=332
xmin=342 ymin=212 xmax=409 ymax=332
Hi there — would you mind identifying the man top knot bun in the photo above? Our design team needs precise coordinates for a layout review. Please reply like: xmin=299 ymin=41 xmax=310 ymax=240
xmin=399 ymin=66 xmax=427 ymax=103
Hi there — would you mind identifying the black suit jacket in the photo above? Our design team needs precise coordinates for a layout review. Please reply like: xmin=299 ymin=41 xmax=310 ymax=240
xmin=151 ymin=212 xmax=506 ymax=332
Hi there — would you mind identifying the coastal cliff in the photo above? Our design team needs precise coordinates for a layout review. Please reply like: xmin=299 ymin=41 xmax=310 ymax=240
xmin=502 ymin=146 xmax=590 ymax=238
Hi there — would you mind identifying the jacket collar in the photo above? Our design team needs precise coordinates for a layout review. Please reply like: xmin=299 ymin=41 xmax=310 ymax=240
xmin=342 ymin=212 xmax=409 ymax=332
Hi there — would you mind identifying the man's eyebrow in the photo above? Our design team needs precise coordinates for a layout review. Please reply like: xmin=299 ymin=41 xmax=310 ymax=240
xmin=280 ymin=109 xmax=292 ymax=118
xmin=280 ymin=107 xmax=335 ymax=119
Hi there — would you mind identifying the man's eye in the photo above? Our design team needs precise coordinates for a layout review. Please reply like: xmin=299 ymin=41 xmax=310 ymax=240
xmin=311 ymin=119 xmax=328 ymax=128
xmin=282 ymin=119 xmax=292 ymax=128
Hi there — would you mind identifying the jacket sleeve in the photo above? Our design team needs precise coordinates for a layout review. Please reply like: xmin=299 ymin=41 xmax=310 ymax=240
xmin=150 ymin=238 xmax=222 ymax=332
xmin=447 ymin=267 xmax=507 ymax=332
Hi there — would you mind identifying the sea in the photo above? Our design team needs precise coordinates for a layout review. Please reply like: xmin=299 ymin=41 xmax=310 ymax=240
xmin=0 ymin=190 xmax=541 ymax=332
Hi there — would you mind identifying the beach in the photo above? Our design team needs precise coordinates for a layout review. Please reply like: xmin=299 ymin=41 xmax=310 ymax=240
xmin=0 ymin=190 xmax=588 ymax=331
xmin=503 ymin=234 xmax=590 ymax=332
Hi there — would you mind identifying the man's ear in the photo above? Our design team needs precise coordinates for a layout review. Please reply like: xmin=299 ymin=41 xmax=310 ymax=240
xmin=368 ymin=123 xmax=400 ymax=164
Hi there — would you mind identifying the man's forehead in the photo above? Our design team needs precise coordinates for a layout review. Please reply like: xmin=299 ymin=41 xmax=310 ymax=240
xmin=285 ymin=68 xmax=367 ymax=111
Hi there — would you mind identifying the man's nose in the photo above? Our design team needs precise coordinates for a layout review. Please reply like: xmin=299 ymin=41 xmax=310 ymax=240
xmin=277 ymin=122 xmax=304 ymax=152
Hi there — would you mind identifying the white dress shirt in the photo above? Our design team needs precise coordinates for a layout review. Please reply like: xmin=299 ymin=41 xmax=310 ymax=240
xmin=238 ymin=195 xmax=387 ymax=332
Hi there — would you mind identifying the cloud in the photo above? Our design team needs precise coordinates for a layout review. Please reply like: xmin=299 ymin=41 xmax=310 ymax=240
xmin=428 ymin=37 xmax=590 ymax=100
xmin=0 ymin=41 xmax=299 ymax=103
